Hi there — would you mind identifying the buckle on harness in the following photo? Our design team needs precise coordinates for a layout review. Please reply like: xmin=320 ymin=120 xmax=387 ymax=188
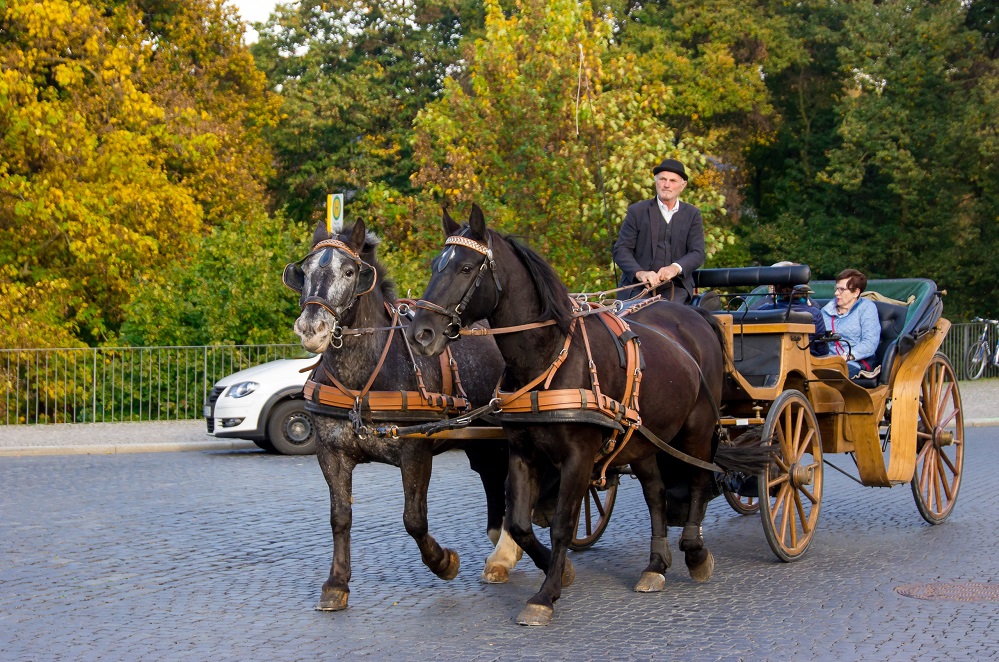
xmin=348 ymin=397 xmax=367 ymax=438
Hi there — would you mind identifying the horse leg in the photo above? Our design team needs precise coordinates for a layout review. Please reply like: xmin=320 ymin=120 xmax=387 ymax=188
xmin=505 ymin=438 xmax=550 ymax=565
xmin=316 ymin=441 xmax=356 ymax=611
xmin=680 ymin=467 xmax=715 ymax=583
xmin=399 ymin=444 xmax=460 ymax=580
xmin=515 ymin=434 xmax=593 ymax=627
xmin=630 ymin=454 xmax=672 ymax=593
xmin=465 ymin=444 xmax=523 ymax=584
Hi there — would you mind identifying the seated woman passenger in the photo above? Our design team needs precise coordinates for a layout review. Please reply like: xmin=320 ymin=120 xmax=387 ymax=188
xmin=822 ymin=269 xmax=881 ymax=378
xmin=757 ymin=281 xmax=830 ymax=356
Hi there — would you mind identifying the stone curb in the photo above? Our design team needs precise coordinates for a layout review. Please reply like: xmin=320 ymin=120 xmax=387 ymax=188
xmin=0 ymin=440 xmax=259 ymax=457
xmin=967 ymin=418 xmax=999 ymax=428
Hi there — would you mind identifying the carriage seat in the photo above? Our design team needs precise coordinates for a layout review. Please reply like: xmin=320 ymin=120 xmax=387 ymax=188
xmin=815 ymin=299 xmax=908 ymax=387
xmin=725 ymin=308 xmax=816 ymax=326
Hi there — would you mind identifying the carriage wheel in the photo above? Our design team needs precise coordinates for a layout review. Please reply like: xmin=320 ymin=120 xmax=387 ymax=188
xmin=911 ymin=353 xmax=964 ymax=524
xmin=723 ymin=477 xmax=760 ymax=516
xmin=759 ymin=390 xmax=823 ymax=562
xmin=569 ymin=482 xmax=618 ymax=551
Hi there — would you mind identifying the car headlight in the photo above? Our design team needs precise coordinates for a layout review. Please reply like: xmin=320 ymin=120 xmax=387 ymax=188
xmin=226 ymin=381 xmax=259 ymax=398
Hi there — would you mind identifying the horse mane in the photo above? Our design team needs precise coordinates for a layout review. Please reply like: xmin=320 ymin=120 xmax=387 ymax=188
xmin=342 ymin=225 xmax=397 ymax=302
xmin=500 ymin=233 xmax=573 ymax=333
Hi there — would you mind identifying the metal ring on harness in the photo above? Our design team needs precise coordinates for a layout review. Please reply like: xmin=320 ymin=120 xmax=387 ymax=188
xmin=444 ymin=321 xmax=462 ymax=340
xmin=331 ymin=322 xmax=344 ymax=349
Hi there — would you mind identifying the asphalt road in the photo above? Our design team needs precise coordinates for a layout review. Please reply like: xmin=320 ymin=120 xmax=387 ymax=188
xmin=1 ymin=427 xmax=996 ymax=661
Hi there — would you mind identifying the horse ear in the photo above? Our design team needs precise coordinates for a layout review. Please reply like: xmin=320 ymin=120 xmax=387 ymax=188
xmin=347 ymin=219 xmax=366 ymax=252
xmin=442 ymin=208 xmax=461 ymax=236
xmin=312 ymin=221 xmax=331 ymax=245
xmin=469 ymin=203 xmax=486 ymax=241
xmin=283 ymin=262 xmax=305 ymax=293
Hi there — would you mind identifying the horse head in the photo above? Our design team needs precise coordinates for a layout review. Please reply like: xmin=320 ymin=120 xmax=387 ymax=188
xmin=409 ymin=204 xmax=503 ymax=356
xmin=284 ymin=219 xmax=381 ymax=353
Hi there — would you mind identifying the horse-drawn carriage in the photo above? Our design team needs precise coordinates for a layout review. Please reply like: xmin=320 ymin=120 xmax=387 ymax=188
xmin=286 ymin=207 xmax=963 ymax=625
xmin=692 ymin=265 xmax=964 ymax=561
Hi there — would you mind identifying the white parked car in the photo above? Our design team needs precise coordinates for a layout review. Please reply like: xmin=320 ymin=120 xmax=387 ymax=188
xmin=205 ymin=357 xmax=317 ymax=455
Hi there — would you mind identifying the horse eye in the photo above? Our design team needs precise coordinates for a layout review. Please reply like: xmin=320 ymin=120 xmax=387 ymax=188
xmin=460 ymin=264 xmax=473 ymax=274
xmin=344 ymin=268 xmax=354 ymax=278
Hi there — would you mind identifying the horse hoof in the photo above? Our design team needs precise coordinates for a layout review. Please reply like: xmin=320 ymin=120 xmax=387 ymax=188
xmin=315 ymin=588 xmax=349 ymax=611
xmin=634 ymin=571 xmax=666 ymax=593
xmin=435 ymin=548 xmax=461 ymax=581
xmin=480 ymin=562 xmax=510 ymax=584
xmin=561 ymin=558 xmax=576 ymax=588
xmin=687 ymin=550 xmax=715 ymax=583
xmin=516 ymin=603 xmax=553 ymax=626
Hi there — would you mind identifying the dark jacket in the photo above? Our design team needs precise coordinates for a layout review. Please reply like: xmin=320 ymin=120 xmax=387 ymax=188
xmin=612 ymin=198 xmax=705 ymax=299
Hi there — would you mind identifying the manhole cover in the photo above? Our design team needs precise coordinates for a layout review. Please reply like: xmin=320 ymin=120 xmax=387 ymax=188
xmin=896 ymin=583 xmax=999 ymax=603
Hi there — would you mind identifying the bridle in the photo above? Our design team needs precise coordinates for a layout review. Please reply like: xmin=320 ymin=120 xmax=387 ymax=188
xmin=285 ymin=238 xmax=379 ymax=348
xmin=413 ymin=232 xmax=503 ymax=340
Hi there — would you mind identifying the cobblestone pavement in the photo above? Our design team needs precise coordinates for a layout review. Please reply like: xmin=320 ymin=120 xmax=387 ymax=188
xmin=1 ymin=428 xmax=997 ymax=661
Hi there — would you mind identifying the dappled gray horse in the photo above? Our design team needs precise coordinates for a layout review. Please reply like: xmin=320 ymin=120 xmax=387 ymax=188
xmin=285 ymin=219 xmax=521 ymax=611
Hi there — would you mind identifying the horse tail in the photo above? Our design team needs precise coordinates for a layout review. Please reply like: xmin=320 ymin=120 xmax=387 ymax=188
xmin=712 ymin=429 xmax=774 ymax=475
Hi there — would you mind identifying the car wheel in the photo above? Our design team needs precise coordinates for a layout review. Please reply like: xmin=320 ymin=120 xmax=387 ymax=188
xmin=267 ymin=400 xmax=317 ymax=455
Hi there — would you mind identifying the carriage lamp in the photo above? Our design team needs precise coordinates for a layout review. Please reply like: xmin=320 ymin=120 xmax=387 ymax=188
xmin=227 ymin=381 xmax=259 ymax=398
xmin=221 ymin=418 xmax=245 ymax=428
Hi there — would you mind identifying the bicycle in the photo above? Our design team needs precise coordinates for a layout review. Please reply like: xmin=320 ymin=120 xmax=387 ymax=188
xmin=965 ymin=317 xmax=999 ymax=380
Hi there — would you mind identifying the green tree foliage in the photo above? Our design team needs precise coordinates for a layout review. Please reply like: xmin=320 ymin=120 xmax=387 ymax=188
xmin=746 ymin=0 xmax=999 ymax=317
xmin=0 ymin=0 xmax=281 ymax=348
xmin=410 ymin=0 xmax=737 ymax=291
xmin=121 ymin=211 xmax=308 ymax=346
xmin=252 ymin=0 xmax=483 ymax=227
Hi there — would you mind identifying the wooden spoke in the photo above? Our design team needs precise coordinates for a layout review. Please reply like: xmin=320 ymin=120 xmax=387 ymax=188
xmin=570 ymin=482 xmax=618 ymax=551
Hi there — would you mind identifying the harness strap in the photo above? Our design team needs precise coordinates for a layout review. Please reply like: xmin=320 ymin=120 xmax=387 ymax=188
xmin=324 ymin=306 xmax=401 ymax=402
xmin=304 ymin=380 xmax=470 ymax=414
xmin=499 ymin=318 xmax=577 ymax=403
xmin=636 ymin=424 xmax=725 ymax=473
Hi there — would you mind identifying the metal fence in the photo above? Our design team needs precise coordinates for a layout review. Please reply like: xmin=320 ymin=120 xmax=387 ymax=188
xmin=1 ymin=345 xmax=303 ymax=425
xmin=2 ymin=323 xmax=995 ymax=426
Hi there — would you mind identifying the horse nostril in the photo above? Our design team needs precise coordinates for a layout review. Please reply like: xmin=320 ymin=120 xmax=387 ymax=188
xmin=415 ymin=327 xmax=435 ymax=347
xmin=314 ymin=320 xmax=328 ymax=337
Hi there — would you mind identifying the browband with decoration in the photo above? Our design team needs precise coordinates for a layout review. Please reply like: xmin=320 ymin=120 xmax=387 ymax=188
xmin=312 ymin=238 xmax=361 ymax=260
xmin=444 ymin=235 xmax=491 ymax=256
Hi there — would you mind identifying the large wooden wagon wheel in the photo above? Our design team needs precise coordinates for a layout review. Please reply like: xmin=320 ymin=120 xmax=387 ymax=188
xmin=759 ymin=390 xmax=823 ymax=562
xmin=569 ymin=481 xmax=618 ymax=551
xmin=911 ymin=353 xmax=964 ymax=524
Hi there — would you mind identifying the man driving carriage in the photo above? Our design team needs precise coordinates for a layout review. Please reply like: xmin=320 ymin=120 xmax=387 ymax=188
xmin=612 ymin=158 xmax=705 ymax=304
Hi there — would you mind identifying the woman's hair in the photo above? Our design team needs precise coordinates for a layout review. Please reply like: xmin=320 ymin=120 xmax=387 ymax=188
xmin=836 ymin=268 xmax=867 ymax=293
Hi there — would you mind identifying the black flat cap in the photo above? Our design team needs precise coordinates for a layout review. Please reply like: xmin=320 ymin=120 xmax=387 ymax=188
xmin=652 ymin=158 xmax=688 ymax=181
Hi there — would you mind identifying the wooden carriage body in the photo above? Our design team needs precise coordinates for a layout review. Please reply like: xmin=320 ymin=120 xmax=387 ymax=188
xmin=693 ymin=267 xmax=964 ymax=560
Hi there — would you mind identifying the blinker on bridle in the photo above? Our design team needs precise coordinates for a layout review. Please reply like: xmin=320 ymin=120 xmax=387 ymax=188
xmin=288 ymin=238 xmax=379 ymax=347
xmin=415 ymin=232 xmax=503 ymax=340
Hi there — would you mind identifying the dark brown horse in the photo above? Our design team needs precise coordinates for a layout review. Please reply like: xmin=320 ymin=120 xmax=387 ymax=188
xmin=285 ymin=219 xmax=522 ymax=611
xmin=408 ymin=205 xmax=760 ymax=626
